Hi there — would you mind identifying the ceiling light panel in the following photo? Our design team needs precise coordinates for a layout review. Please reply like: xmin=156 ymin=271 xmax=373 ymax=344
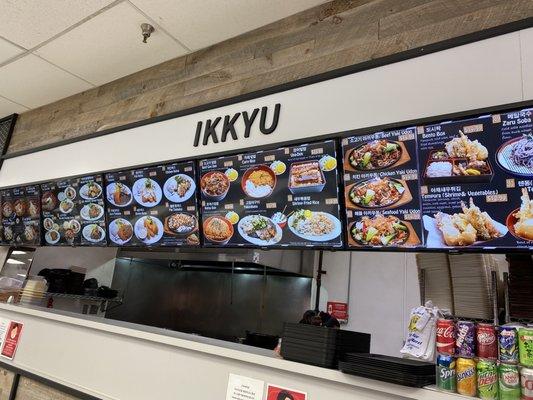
xmin=0 ymin=54 xmax=92 ymax=109
xmin=0 ymin=37 xmax=24 ymax=65
xmin=35 ymin=2 xmax=188 ymax=86
xmin=0 ymin=0 xmax=116 ymax=49
xmin=129 ymin=0 xmax=329 ymax=50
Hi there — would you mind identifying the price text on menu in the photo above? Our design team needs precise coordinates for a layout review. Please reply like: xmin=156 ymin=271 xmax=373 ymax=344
xmin=199 ymin=140 xmax=343 ymax=248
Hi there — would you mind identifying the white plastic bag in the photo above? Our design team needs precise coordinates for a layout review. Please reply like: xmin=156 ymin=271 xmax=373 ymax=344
xmin=400 ymin=301 xmax=439 ymax=361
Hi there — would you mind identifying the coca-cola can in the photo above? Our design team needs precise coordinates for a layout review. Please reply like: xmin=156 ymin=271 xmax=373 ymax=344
xmin=456 ymin=320 xmax=476 ymax=358
xmin=436 ymin=319 xmax=455 ymax=355
xmin=476 ymin=323 xmax=498 ymax=359
xmin=521 ymin=366 xmax=533 ymax=400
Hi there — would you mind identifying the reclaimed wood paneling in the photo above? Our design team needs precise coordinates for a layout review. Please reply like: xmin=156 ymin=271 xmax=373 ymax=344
xmin=14 ymin=377 xmax=82 ymax=400
xmin=8 ymin=0 xmax=533 ymax=154
xmin=0 ymin=367 xmax=15 ymax=400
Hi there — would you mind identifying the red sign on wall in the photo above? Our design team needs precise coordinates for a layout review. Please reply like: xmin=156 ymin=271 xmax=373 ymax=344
xmin=327 ymin=301 xmax=348 ymax=322
xmin=1 ymin=321 xmax=23 ymax=360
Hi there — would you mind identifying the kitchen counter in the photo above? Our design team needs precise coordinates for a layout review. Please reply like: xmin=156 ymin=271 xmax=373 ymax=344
xmin=0 ymin=302 xmax=470 ymax=400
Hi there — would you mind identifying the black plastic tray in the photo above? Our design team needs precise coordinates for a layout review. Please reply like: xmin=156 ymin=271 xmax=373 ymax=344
xmin=339 ymin=362 xmax=435 ymax=388
xmin=343 ymin=353 xmax=435 ymax=374
xmin=282 ymin=344 xmax=336 ymax=368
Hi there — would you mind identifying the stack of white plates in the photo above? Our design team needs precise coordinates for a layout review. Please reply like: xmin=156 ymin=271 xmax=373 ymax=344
xmin=416 ymin=253 xmax=454 ymax=313
xmin=448 ymin=254 xmax=496 ymax=320
xmin=18 ymin=277 xmax=47 ymax=306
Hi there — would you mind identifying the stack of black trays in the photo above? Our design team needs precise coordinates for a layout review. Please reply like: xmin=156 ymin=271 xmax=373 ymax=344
xmin=339 ymin=353 xmax=435 ymax=388
xmin=281 ymin=323 xmax=371 ymax=368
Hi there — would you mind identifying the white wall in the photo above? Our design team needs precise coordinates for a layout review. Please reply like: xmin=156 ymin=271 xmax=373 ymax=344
xmin=321 ymin=251 xmax=420 ymax=357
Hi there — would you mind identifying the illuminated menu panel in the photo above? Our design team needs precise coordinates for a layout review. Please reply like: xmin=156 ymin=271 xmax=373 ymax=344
xmin=342 ymin=128 xmax=423 ymax=249
xmin=104 ymin=161 xmax=199 ymax=247
xmin=0 ymin=185 xmax=41 ymax=246
xmin=417 ymin=107 xmax=533 ymax=250
xmin=199 ymin=140 xmax=343 ymax=248
xmin=41 ymin=175 xmax=106 ymax=246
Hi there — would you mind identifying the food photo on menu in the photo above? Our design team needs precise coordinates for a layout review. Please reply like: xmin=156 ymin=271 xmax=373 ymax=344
xmin=342 ymin=128 xmax=423 ymax=248
xmin=104 ymin=161 xmax=199 ymax=247
xmin=418 ymin=107 xmax=533 ymax=249
xmin=199 ymin=140 xmax=343 ymax=248
xmin=41 ymin=175 xmax=106 ymax=246
xmin=0 ymin=185 xmax=41 ymax=246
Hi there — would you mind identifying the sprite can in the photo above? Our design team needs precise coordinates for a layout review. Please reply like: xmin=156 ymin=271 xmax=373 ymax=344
xmin=498 ymin=363 xmax=521 ymax=400
xmin=519 ymin=327 xmax=533 ymax=367
xmin=436 ymin=354 xmax=456 ymax=392
xmin=477 ymin=358 xmax=498 ymax=399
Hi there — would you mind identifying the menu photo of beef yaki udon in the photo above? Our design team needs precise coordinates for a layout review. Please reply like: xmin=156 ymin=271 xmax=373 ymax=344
xmin=0 ymin=185 xmax=41 ymax=245
xmin=104 ymin=161 xmax=199 ymax=247
xmin=200 ymin=140 xmax=343 ymax=248
xmin=342 ymin=128 xmax=423 ymax=248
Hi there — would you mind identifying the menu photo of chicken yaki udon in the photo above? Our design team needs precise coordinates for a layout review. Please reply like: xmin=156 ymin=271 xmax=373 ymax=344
xmin=40 ymin=175 xmax=106 ymax=246
xmin=0 ymin=185 xmax=41 ymax=245
xmin=104 ymin=161 xmax=199 ymax=247
xmin=200 ymin=140 xmax=343 ymax=248
xmin=342 ymin=128 xmax=423 ymax=248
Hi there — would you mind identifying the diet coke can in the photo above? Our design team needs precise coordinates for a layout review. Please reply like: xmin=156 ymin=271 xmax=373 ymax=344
xmin=520 ymin=367 xmax=533 ymax=400
xmin=456 ymin=320 xmax=476 ymax=358
xmin=477 ymin=323 xmax=498 ymax=359
xmin=436 ymin=319 xmax=456 ymax=355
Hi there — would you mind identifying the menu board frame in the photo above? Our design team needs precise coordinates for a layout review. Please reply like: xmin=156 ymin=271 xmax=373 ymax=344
xmin=0 ymin=99 xmax=532 ymax=253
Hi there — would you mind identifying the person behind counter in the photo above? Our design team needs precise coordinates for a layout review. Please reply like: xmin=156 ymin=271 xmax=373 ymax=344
xmin=299 ymin=310 xmax=340 ymax=328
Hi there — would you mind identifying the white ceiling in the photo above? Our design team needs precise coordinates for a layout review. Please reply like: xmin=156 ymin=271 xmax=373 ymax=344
xmin=0 ymin=0 xmax=328 ymax=119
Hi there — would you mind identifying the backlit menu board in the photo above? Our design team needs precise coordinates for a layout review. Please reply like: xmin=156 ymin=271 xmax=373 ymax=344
xmin=0 ymin=185 xmax=41 ymax=245
xmin=40 ymin=175 xmax=106 ymax=246
xmin=104 ymin=161 xmax=199 ymax=247
xmin=199 ymin=140 xmax=343 ymax=248
xmin=417 ymin=106 xmax=533 ymax=250
xmin=342 ymin=128 xmax=423 ymax=248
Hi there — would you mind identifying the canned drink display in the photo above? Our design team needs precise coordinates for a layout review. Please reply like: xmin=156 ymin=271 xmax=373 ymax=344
xmin=456 ymin=320 xmax=476 ymax=358
xmin=436 ymin=319 xmax=455 ymax=355
xmin=521 ymin=367 xmax=533 ymax=400
xmin=519 ymin=328 xmax=533 ymax=367
xmin=476 ymin=359 xmax=498 ymax=399
xmin=498 ymin=326 xmax=519 ymax=363
xmin=456 ymin=357 xmax=477 ymax=396
xmin=436 ymin=354 xmax=456 ymax=392
xmin=477 ymin=323 xmax=498 ymax=359
xmin=498 ymin=363 xmax=521 ymax=400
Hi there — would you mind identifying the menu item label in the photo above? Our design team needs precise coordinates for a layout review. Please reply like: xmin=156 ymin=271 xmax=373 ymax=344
xmin=0 ymin=185 xmax=41 ymax=245
xmin=0 ymin=321 xmax=22 ymax=360
xmin=342 ymin=128 xmax=423 ymax=248
xmin=41 ymin=175 xmax=106 ymax=246
xmin=104 ymin=161 xmax=200 ymax=247
xmin=418 ymin=107 xmax=533 ymax=249
xmin=200 ymin=140 xmax=343 ymax=248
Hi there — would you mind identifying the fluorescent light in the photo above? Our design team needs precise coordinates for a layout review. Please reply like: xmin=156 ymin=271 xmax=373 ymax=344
xmin=6 ymin=259 xmax=24 ymax=265
xmin=16 ymin=274 xmax=26 ymax=278
xmin=11 ymin=251 xmax=26 ymax=255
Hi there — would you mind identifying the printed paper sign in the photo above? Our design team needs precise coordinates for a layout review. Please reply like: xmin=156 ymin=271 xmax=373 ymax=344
xmin=0 ymin=318 xmax=10 ymax=348
xmin=266 ymin=385 xmax=307 ymax=400
xmin=327 ymin=301 xmax=348 ymax=322
xmin=1 ymin=321 xmax=23 ymax=360
xmin=226 ymin=373 xmax=264 ymax=400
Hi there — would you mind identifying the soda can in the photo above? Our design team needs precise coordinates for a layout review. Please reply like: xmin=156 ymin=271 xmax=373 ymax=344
xmin=498 ymin=363 xmax=521 ymax=400
xmin=521 ymin=366 xmax=533 ymax=400
xmin=436 ymin=354 xmax=456 ymax=392
xmin=456 ymin=320 xmax=476 ymax=358
xmin=436 ymin=319 xmax=455 ymax=355
xmin=519 ymin=328 xmax=533 ymax=367
xmin=477 ymin=323 xmax=498 ymax=359
xmin=456 ymin=357 xmax=477 ymax=396
xmin=498 ymin=326 xmax=519 ymax=363
xmin=477 ymin=358 xmax=498 ymax=399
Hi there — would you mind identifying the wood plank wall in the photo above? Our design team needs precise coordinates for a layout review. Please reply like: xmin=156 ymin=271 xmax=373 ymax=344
xmin=8 ymin=0 xmax=533 ymax=154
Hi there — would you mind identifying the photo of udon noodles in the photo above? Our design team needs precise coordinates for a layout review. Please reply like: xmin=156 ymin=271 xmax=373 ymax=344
xmin=434 ymin=198 xmax=503 ymax=246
